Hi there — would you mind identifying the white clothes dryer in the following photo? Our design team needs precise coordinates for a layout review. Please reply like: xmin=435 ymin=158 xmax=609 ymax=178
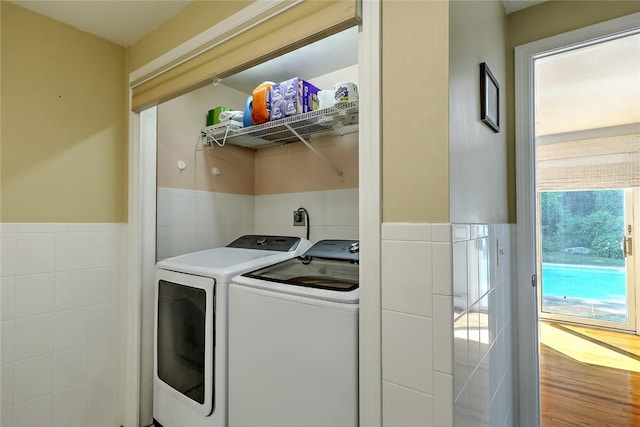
xmin=228 ymin=240 xmax=360 ymax=427
xmin=153 ymin=235 xmax=312 ymax=427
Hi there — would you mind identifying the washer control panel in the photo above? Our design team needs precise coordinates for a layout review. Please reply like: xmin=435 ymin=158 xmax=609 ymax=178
xmin=227 ymin=235 xmax=302 ymax=252
xmin=303 ymin=240 xmax=359 ymax=262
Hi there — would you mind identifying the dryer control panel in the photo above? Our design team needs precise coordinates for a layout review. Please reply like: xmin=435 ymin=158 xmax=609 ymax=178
xmin=303 ymin=240 xmax=359 ymax=262
xmin=228 ymin=235 xmax=302 ymax=252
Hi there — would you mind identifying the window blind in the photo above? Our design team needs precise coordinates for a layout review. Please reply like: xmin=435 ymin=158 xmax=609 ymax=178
xmin=536 ymin=133 xmax=640 ymax=191
xmin=131 ymin=0 xmax=360 ymax=112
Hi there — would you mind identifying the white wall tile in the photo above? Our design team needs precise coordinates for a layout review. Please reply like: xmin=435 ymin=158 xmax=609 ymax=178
xmin=382 ymin=240 xmax=432 ymax=317
xmin=87 ymin=376 xmax=114 ymax=418
xmin=1 ymin=406 xmax=15 ymax=427
xmin=192 ymin=226 xmax=213 ymax=252
xmin=14 ymin=273 xmax=55 ymax=318
xmin=15 ymin=224 xmax=66 ymax=233
xmin=381 ymin=223 xmax=431 ymax=242
xmin=13 ymin=395 xmax=53 ymax=427
xmin=433 ymin=295 xmax=453 ymax=375
xmin=156 ymin=192 xmax=173 ymax=227
xmin=53 ymin=383 xmax=88 ymax=427
xmin=88 ymin=409 xmax=116 ymax=427
xmin=15 ymin=233 xmax=55 ymax=275
xmin=13 ymin=355 xmax=54 ymax=403
xmin=55 ymin=233 xmax=91 ymax=271
xmin=1 ymin=233 xmax=16 ymax=277
xmin=88 ymin=305 xmax=113 ymax=342
xmin=2 ymin=224 xmax=121 ymax=427
xmin=54 ymin=309 xmax=89 ymax=351
xmin=88 ymin=268 xmax=114 ymax=306
xmin=169 ymin=226 xmax=195 ymax=257
xmin=156 ymin=227 xmax=171 ymax=261
xmin=382 ymin=310 xmax=433 ymax=394
xmin=2 ymin=320 xmax=15 ymax=364
xmin=432 ymin=224 xmax=452 ymax=242
xmin=434 ymin=372 xmax=454 ymax=427
xmin=65 ymin=224 xmax=111 ymax=233
xmin=451 ymin=223 xmax=515 ymax=427
xmin=432 ymin=242 xmax=452 ymax=296
xmin=13 ymin=314 xmax=55 ymax=360
xmin=194 ymin=196 xmax=214 ymax=227
xmin=2 ymin=363 xmax=14 ymax=408
xmin=467 ymin=239 xmax=481 ymax=306
xmin=90 ymin=232 xmax=117 ymax=268
xmin=54 ymin=347 xmax=88 ymax=392
xmin=452 ymin=224 xmax=470 ymax=242
xmin=55 ymin=271 xmax=90 ymax=311
xmin=383 ymin=381 xmax=434 ymax=427
xmin=171 ymin=194 xmax=196 ymax=227
xmin=1 ymin=277 xmax=16 ymax=320
xmin=453 ymin=242 xmax=468 ymax=317
xmin=87 ymin=340 xmax=114 ymax=380
xmin=453 ymin=314 xmax=468 ymax=398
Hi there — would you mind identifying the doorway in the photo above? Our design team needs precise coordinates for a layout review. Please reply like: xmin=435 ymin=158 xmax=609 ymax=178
xmin=533 ymin=32 xmax=639 ymax=332
xmin=127 ymin=3 xmax=382 ymax=426
xmin=515 ymin=13 xmax=640 ymax=427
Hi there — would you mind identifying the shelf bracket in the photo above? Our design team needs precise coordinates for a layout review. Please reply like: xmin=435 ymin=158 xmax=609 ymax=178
xmin=285 ymin=124 xmax=344 ymax=182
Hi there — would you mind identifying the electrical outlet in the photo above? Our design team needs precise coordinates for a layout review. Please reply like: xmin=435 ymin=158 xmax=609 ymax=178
xmin=293 ymin=210 xmax=305 ymax=226
xmin=496 ymin=238 xmax=505 ymax=267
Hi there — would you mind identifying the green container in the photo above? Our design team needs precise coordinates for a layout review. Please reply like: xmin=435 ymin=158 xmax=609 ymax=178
xmin=207 ymin=106 xmax=230 ymax=126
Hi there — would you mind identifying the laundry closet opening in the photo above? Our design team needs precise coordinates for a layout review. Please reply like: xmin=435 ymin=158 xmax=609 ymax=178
xmin=154 ymin=26 xmax=360 ymax=261
xmin=137 ymin=23 xmax=364 ymax=426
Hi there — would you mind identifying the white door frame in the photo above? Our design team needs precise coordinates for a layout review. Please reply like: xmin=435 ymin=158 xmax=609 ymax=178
xmin=123 ymin=2 xmax=382 ymax=426
xmin=515 ymin=12 xmax=640 ymax=427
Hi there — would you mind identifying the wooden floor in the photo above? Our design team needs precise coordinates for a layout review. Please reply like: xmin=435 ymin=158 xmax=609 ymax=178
xmin=540 ymin=321 xmax=640 ymax=426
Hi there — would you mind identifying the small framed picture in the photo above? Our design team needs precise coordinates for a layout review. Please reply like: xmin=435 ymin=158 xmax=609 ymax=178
xmin=480 ymin=62 xmax=500 ymax=133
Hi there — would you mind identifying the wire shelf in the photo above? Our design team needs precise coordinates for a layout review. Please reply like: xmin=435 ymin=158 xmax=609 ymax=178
xmin=201 ymin=101 xmax=359 ymax=150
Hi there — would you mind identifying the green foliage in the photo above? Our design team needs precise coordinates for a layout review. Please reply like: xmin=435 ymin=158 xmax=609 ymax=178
xmin=540 ymin=190 xmax=624 ymax=260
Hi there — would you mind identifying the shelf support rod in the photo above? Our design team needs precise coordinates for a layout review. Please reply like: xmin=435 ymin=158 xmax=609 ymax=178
xmin=285 ymin=123 xmax=344 ymax=182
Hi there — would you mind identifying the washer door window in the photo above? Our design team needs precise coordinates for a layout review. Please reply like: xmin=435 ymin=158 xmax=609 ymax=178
xmin=156 ymin=271 xmax=215 ymax=416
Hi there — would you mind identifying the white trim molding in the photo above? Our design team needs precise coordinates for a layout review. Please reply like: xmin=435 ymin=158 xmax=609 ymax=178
xmin=126 ymin=2 xmax=381 ymax=427
xmin=514 ymin=11 xmax=640 ymax=427
xmin=358 ymin=0 xmax=382 ymax=425
xmin=130 ymin=0 xmax=301 ymax=87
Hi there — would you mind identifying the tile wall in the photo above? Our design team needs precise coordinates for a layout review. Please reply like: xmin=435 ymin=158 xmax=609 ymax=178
xmin=0 ymin=223 xmax=123 ymax=427
xmin=156 ymin=188 xmax=254 ymax=260
xmin=453 ymin=224 xmax=514 ymax=427
xmin=381 ymin=223 xmax=455 ymax=427
xmin=254 ymin=189 xmax=359 ymax=242
xmin=381 ymin=223 xmax=514 ymax=427
xmin=157 ymin=187 xmax=359 ymax=260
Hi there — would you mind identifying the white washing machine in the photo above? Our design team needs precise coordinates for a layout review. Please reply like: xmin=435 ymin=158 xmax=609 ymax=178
xmin=153 ymin=235 xmax=312 ymax=427
xmin=228 ymin=240 xmax=360 ymax=427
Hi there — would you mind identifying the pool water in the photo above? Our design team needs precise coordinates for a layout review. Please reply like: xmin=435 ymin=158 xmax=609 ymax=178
xmin=542 ymin=263 xmax=627 ymax=303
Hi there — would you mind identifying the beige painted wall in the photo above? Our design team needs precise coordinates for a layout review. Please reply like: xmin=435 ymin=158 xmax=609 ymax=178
xmin=382 ymin=0 xmax=449 ymax=223
xmin=157 ymin=82 xmax=255 ymax=194
xmin=449 ymin=0 xmax=508 ymax=224
xmin=158 ymin=64 xmax=359 ymax=196
xmin=505 ymin=0 xmax=640 ymax=221
xmin=255 ymin=132 xmax=358 ymax=194
xmin=0 ymin=2 xmax=127 ymax=222
xmin=0 ymin=1 xmax=3 ymax=223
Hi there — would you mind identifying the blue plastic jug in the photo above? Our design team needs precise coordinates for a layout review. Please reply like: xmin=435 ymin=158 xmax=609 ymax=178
xmin=243 ymin=95 xmax=253 ymax=127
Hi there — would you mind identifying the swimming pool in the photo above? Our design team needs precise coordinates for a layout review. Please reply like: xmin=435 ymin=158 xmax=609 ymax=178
xmin=542 ymin=263 xmax=627 ymax=303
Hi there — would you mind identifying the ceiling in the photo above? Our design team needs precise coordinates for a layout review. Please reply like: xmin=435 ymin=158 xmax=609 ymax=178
xmin=535 ymin=32 xmax=640 ymax=137
xmin=502 ymin=0 xmax=546 ymax=14
xmin=9 ymin=0 xmax=546 ymax=47
xmin=9 ymin=0 xmax=192 ymax=46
